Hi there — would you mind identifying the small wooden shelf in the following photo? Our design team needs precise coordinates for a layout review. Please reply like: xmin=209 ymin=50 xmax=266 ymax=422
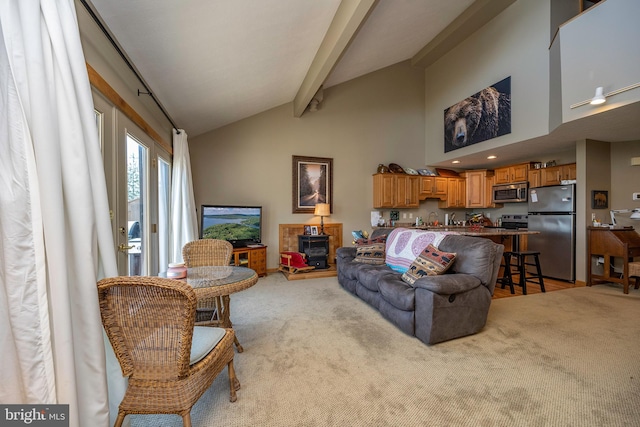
xmin=231 ymin=246 xmax=267 ymax=277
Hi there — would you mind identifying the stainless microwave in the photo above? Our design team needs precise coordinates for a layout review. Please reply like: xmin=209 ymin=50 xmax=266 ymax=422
xmin=492 ymin=182 xmax=528 ymax=203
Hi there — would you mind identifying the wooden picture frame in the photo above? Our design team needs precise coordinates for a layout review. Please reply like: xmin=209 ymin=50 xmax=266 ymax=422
xmin=303 ymin=225 xmax=312 ymax=235
xmin=292 ymin=155 xmax=333 ymax=214
xmin=591 ymin=190 xmax=608 ymax=209
xmin=310 ymin=226 xmax=319 ymax=236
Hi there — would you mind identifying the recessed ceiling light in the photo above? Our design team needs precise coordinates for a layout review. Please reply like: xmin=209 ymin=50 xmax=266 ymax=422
xmin=487 ymin=155 xmax=497 ymax=159
xmin=452 ymin=160 xmax=460 ymax=164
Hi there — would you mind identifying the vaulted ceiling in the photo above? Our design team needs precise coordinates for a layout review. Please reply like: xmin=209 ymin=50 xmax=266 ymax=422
xmin=84 ymin=0 xmax=639 ymax=169
xmin=85 ymin=0 xmax=481 ymax=137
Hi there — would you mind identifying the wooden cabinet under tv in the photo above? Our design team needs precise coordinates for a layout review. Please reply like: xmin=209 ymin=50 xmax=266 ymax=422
xmin=231 ymin=246 xmax=267 ymax=277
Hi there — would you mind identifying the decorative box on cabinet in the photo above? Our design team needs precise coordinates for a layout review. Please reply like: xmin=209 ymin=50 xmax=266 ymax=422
xmin=231 ymin=246 xmax=267 ymax=277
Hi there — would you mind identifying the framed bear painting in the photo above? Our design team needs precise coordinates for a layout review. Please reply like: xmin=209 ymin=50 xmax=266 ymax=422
xmin=444 ymin=76 xmax=511 ymax=153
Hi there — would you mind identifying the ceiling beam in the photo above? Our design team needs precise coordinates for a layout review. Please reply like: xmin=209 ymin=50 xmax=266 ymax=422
xmin=293 ymin=0 xmax=377 ymax=117
xmin=412 ymin=0 xmax=516 ymax=69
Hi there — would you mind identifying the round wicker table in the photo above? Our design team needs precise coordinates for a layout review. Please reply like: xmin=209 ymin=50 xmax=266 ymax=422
xmin=186 ymin=266 xmax=258 ymax=352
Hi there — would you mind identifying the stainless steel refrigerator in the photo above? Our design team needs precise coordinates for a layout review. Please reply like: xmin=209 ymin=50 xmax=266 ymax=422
xmin=527 ymin=184 xmax=576 ymax=282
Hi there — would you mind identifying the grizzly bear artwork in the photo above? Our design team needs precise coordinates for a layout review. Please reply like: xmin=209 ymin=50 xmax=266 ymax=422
xmin=444 ymin=77 xmax=511 ymax=152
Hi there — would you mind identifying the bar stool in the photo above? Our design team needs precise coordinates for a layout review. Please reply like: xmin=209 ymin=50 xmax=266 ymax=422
xmin=509 ymin=251 xmax=545 ymax=295
xmin=498 ymin=252 xmax=516 ymax=294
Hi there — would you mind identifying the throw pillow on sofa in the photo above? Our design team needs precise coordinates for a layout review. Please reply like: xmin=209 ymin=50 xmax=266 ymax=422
xmin=354 ymin=242 xmax=386 ymax=264
xmin=401 ymin=244 xmax=456 ymax=284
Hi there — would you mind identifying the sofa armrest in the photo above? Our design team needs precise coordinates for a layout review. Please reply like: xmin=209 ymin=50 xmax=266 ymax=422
xmin=336 ymin=246 xmax=357 ymax=262
xmin=411 ymin=273 xmax=481 ymax=295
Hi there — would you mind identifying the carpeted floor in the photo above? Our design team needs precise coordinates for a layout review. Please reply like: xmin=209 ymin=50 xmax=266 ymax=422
xmin=130 ymin=274 xmax=640 ymax=427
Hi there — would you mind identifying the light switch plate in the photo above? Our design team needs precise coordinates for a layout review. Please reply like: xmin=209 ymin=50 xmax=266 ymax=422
xmin=633 ymin=192 xmax=640 ymax=200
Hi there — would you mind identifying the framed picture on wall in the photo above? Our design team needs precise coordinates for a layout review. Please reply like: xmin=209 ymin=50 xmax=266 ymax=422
xmin=591 ymin=190 xmax=608 ymax=209
xmin=292 ymin=155 xmax=333 ymax=214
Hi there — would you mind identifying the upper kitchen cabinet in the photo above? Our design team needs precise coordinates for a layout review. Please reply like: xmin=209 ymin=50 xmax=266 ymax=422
xmin=461 ymin=170 xmax=502 ymax=209
xmin=540 ymin=163 xmax=576 ymax=186
xmin=418 ymin=176 xmax=447 ymax=200
xmin=373 ymin=174 xmax=419 ymax=209
xmin=494 ymin=163 xmax=531 ymax=184
xmin=439 ymin=177 xmax=466 ymax=209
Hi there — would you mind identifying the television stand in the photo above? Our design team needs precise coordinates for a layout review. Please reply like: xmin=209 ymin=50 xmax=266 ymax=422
xmin=231 ymin=245 xmax=267 ymax=277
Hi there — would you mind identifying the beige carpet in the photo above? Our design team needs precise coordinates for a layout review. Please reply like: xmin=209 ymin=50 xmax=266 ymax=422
xmin=130 ymin=274 xmax=640 ymax=427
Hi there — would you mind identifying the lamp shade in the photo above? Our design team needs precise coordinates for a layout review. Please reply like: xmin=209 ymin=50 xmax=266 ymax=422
xmin=314 ymin=203 xmax=330 ymax=217
xmin=590 ymin=87 xmax=606 ymax=105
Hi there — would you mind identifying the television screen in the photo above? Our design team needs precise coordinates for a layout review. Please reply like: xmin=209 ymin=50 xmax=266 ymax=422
xmin=200 ymin=205 xmax=262 ymax=247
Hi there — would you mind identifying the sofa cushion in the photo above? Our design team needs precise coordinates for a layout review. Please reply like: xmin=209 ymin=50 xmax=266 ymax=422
xmin=377 ymin=275 xmax=415 ymax=311
xmin=385 ymin=228 xmax=450 ymax=273
xmin=356 ymin=266 xmax=395 ymax=292
xmin=401 ymin=244 xmax=456 ymax=285
xmin=438 ymin=235 xmax=498 ymax=286
xmin=353 ymin=242 xmax=386 ymax=265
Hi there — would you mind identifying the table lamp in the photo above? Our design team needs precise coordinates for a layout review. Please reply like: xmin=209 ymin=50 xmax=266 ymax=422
xmin=314 ymin=203 xmax=331 ymax=235
xmin=609 ymin=208 xmax=640 ymax=226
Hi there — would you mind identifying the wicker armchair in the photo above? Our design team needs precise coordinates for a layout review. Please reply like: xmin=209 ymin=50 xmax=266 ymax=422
xmin=182 ymin=239 xmax=234 ymax=326
xmin=98 ymin=276 xmax=240 ymax=427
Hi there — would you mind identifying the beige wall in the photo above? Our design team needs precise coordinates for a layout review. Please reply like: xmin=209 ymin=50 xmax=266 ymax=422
xmin=424 ymin=0 xmax=551 ymax=165
xmin=610 ymin=141 xmax=640 ymax=217
xmin=190 ymin=61 xmax=426 ymax=269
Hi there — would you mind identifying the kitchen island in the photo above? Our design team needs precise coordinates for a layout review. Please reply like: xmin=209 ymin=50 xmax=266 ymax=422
xmin=374 ymin=226 xmax=539 ymax=252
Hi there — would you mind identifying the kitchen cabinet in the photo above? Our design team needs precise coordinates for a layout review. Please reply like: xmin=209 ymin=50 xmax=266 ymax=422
xmin=418 ymin=176 xmax=447 ymax=199
xmin=541 ymin=163 xmax=576 ymax=186
xmin=439 ymin=177 xmax=466 ymax=208
xmin=494 ymin=163 xmax=530 ymax=184
xmin=373 ymin=174 xmax=419 ymax=208
xmin=528 ymin=169 xmax=542 ymax=188
xmin=462 ymin=169 xmax=502 ymax=208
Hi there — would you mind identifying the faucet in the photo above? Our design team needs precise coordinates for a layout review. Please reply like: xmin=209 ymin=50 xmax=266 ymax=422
xmin=428 ymin=211 xmax=438 ymax=226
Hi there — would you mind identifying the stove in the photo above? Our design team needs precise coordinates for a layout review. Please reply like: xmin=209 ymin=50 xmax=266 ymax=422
xmin=500 ymin=214 xmax=528 ymax=230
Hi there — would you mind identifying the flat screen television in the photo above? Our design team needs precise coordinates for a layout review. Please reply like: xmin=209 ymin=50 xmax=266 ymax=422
xmin=200 ymin=205 xmax=262 ymax=248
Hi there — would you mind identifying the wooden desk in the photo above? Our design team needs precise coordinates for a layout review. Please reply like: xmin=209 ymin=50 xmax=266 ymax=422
xmin=587 ymin=226 xmax=640 ymax=294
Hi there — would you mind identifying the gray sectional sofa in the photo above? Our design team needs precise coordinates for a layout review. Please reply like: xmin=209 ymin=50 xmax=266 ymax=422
xmin=336 ymin=228 xmax=504 ymax=345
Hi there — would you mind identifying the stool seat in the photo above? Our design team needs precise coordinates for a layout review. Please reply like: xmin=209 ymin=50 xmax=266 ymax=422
xmin=500 ymin=251 xmax=545 ymax=295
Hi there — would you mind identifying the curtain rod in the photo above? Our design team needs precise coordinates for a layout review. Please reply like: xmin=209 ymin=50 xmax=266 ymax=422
xmin=79 ymin=0 xmax=181 ymax=134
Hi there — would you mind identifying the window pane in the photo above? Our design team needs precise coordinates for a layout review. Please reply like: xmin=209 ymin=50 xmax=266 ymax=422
xmin=158 ymin=157 xmax=171 ymax=271
xmin=127 ymin=135 xmax=147 ymax=276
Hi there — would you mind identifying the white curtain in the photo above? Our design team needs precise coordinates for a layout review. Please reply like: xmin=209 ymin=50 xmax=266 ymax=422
xmin=169 ymin=129 xmax=198 ymax=264
xmin=0 ymin=1 xmax=117 ymax=426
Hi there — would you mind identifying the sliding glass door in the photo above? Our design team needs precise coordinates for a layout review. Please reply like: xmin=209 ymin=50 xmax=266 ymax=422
xmin=93 ymin=91 xmax=171 ymax=276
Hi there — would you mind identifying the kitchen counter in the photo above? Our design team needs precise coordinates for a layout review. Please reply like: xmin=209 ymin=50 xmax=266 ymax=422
xmin=374 ymin=226 xmax=538 ymax=251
